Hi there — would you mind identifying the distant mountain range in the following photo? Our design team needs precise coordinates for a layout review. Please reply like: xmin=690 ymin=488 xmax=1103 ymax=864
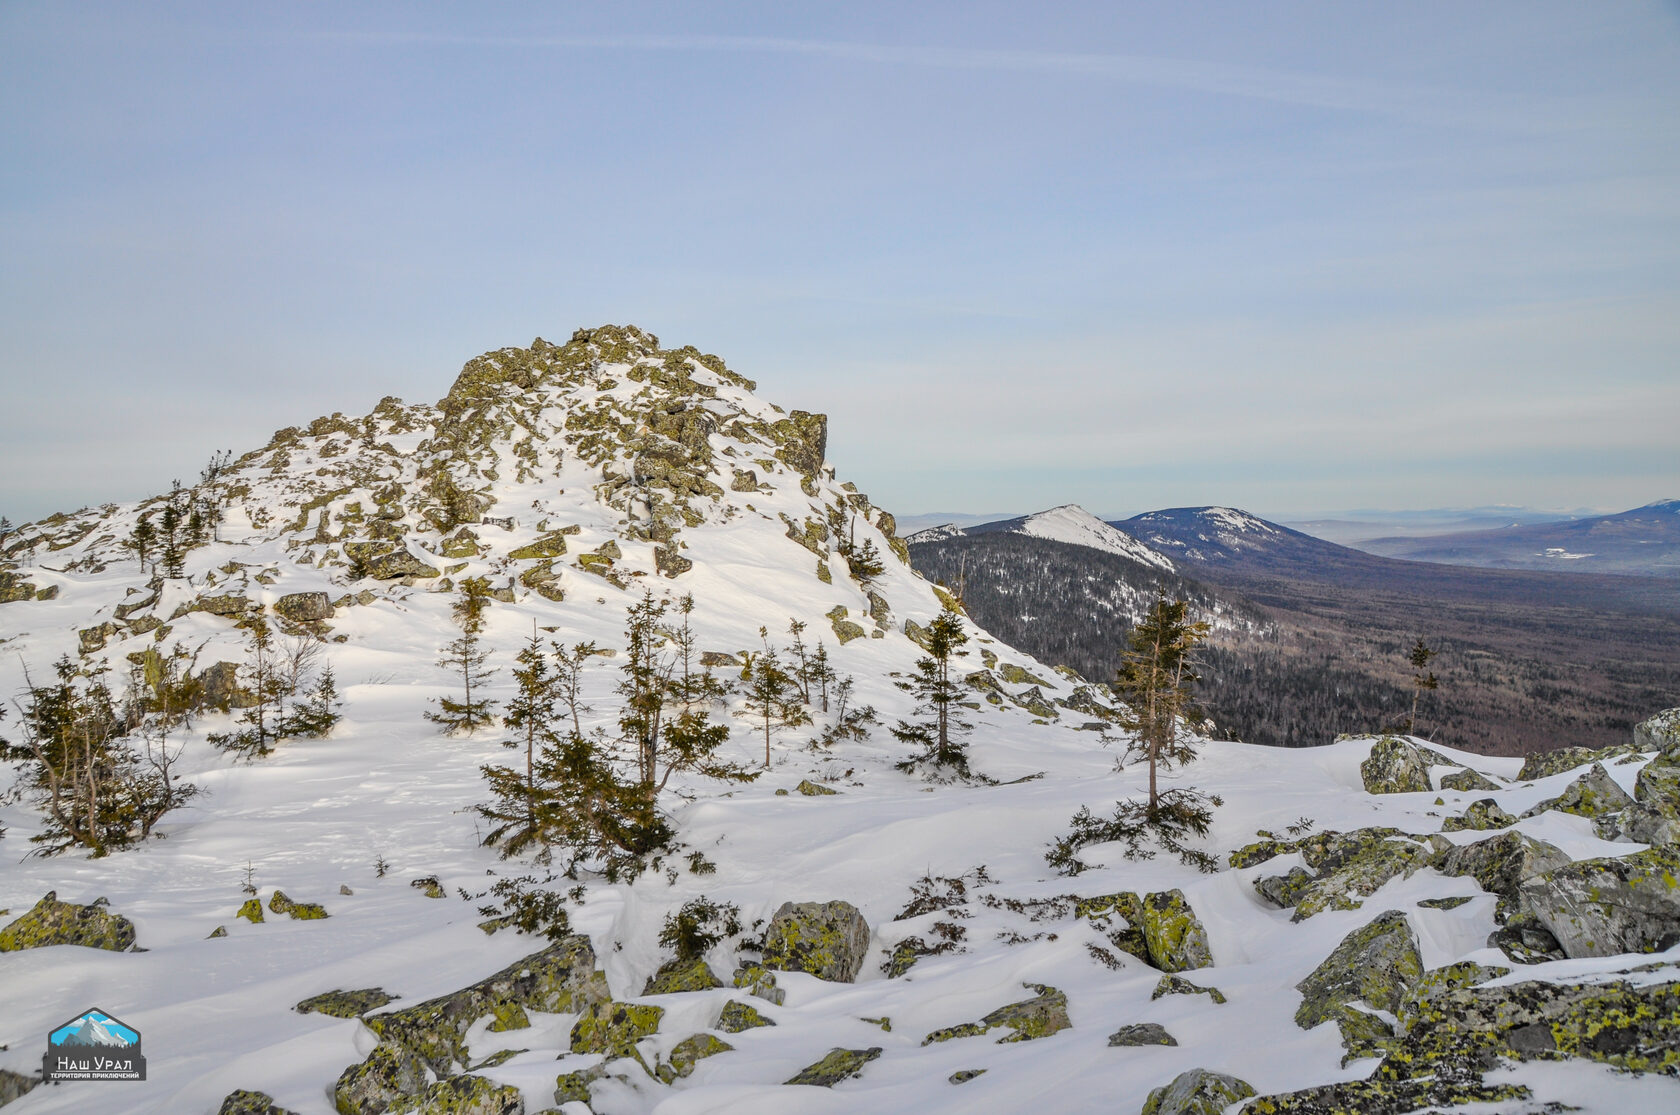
xmin=1351 ymin=499 xmax=1680 ymax=577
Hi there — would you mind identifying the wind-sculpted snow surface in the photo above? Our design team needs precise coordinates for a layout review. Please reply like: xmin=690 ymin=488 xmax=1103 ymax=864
xmin=0 ymin=330 xmax=1676 ymax=1113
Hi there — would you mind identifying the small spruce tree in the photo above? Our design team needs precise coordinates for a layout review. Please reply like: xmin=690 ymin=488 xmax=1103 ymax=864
xmin=892 ymin=606 xmax=972 ymax=776
xmin=1407 ymin=637 xmax=1439 ymax=736
xmin=738 ymin=635 xmax=809 ymax=768
xmin=427 ymin=577 xmax=498 ymax=735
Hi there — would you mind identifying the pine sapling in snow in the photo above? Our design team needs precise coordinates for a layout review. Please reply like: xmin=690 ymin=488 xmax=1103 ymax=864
xmin=426 ymin=576 xmax=498 ymax=735
xmin=892 ymin=606 xmax=973 ymax=778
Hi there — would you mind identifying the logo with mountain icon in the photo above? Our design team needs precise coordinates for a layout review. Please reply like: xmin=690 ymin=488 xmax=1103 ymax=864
xmin=44 ymin=1008 xmax=146 ymax=1081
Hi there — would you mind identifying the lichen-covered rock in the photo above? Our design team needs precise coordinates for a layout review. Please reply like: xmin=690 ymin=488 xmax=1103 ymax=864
xmin=1634 ymin=708 xmax=1680 ymax=751
xmin=1485 ymin=910 xmax=1567 ymax=965
xmin=795 ymin=779 xmax=838 ymax=796
xmin=1254 ymin=867 xmax=1315 ymax=910
xmin=1142 ymin=1068 xmax=1256 ymax=1115
xmin=367 ymin=935 xmax=607 ymax=1074
xmin=1439 ymin=767 xmax=1500 ymax=792
xmin=761 ymin=899 xmax=871 ymax=982
xmin=1295 ymin=911 xmax=1421 ymax=1061
xmin=0 ymin=892 xmax=136 ymax=952
xmin=1636 ymin=742 xmax=1680 ymax=808
xmin=922 ymin=984 xmax=1069 ymax=1045
xmin=334 ymin=1041 xmax=427 ymax=1115
xmin=1228 ymin=838 xmax=1301 ymax=870
xmin=1441 ymin=797 xmax=1516 ymax=832
xmin=717 ymin=999 xmax=776 ymax=1032
xmin=654 ymin=543 xmax=692 ymax=577
xmin=193 ymin=592 xmax=255 ymax=617
xmin=78 ymin=622 xmax=120 ymax=654
xmin=268 ymin=890 xmax=328 ymax=920
xmin=1517 ymin=742 xmax=1641 ymax=781
xmin=1520 ymin=761 xmax=1634 ymax=820
xmin=344 ymin=541 xmax=439 ymax=580
xmin=1290 ymin=829 xmax=1444 ymax=921
xmin=1139 ymin=889 xmax=1212 ymax=972
xmin=217 ymin=1090 xmax=298 ymax=1115
xmin=1597 ymin=801 xmax=1680 ymax=846
xmin=732 ymin=963 xmax=787 ymax=1004
xmin=1241 ymin=1076 xmax=1526 ymax=1114
xmin=551 ymin=1062 xmax=609 ymax=1106
xmin=643 ymin=955 xmax=724 ymax=995
xmin=200 ymin=660 xmax=257 ymax=710
xmin=384 ymin=1074 xmax=524 ymax=1115
xmin=998 ymin=662 xmax=1052 ymax=687
xmin=274 ymin=591 xmax=333 ymax=622
xmin=654 ymin=1033 xmax=734 ymax=1082
xmin=0 ymin=1069 xmax=39 ymax=1107
xmin=569 ymin=1000 xmax=664 ymax=1058
xmin=1513 ymin=844 xmax=1680 ymax=958
xmin=508 ymin=532 xmax=569 ymax=560
xmin=1151 ymin=975 xmax=1227 ymax=1004
xmin=237 ymin=897 xmax=264 ymax=923
xmin=824 ymin=605 xmax=866 ymax=644
xmin=784 ymin=1046 xmax=881 ymax=1087
xmin=1074 ymin=891 xmax=1152 ymax=964
xmin=1437 ymin=831 xmax=1571 ymax=899
xmin=1360 ymin=737 xmax=1434 ymax=794
xmin=296 ymin=987 xmax=396 ymax=1018
xmin=1108 ymin=1023 xmax=1177 ymax=1047
xmin=1415 ymin=895 xmax=1472 ymax=910
xmin=730 ymin=467 xmax=759 ymax=492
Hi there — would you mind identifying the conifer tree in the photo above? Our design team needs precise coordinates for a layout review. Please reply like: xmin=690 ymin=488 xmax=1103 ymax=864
xmin=1407 ymin=637 xmax=1439 ymax=736
xmin=208 ymin=616 xmax=290 ymax=757
xmin=481 ymin=628 xmax=565 ymax=859
xmin=738 ymin=634 xmax=808 ymax=768
xmin=892 ymin=606 xmax=972 ymax=775
xmin=128 ymin=514 xmax=156 ymax=573
xmin=427 ymin=577 xmax=497 ymax=735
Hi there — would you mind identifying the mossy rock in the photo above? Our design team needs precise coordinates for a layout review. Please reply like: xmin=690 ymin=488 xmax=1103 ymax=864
xmin=440 ymin=528 xmax=481 ymax=559
xmin=1513 ymin=844 xmax=1680 ymax=958
xmin=78 ymin=622 xmax=120 ymax=654
xmin=268 ymin=890 xmax=329 ymax=920
xmin=1290 ymin=829 xmax=1445 ymax=921
xmin=1634 ymin=708 xmax=1680 ymax=751
xmin=509 ymin=532 xmax=569 ymax=560
xmin=487 ymin=1001 xmax=529 ymax=1032
xmin=796 ymin=779 xmax=839 ymax=796
xmin=1108 ymin=1022 xmax=1178 ymax=1047
xmin=1295 ymin=910 xmax=1422 ymax=1061
xmin=1151 ymin=974 xmax=1227 ymax=1004
xmin=274 ymin=591 xmax=333 ymax=622
xmin=1437 ymin=830 xmax=1571 ymax=899
xmin=825 ymin=605 xmax=866 ymax=645
xmin=1521 ymin=761 xmax=1634 ymax=820
xmin=998 ymin=662 xmax=1052 ymax=687
xmin=643 ymin=955 xmax=724 ymax=995
xmin=761 ymin=899 xmax=872 ymax=982
xmin=367 ymin=935 xmax=608 ymax=1074
xmin=0 ymin=892 xmax=136 ymax=952
xmin=1242 ymin=1075 xmax=1527 ymax=1114
xmin=1439 ymin=767 xmax=1500 ymax=792
xmin=732 ymin=963 xmax=786 ymax=1004
xmin=384 ymin=1073 xmax=523 ymax=1115
xmin=1441 ymin=797 xmax=1516 ymax=832
xmin=296 ymin=987 xmax=396 ymax=1018
xmin=948 ymin=1068 xmax=986 ymax=1084
xmin=344 ymin=541 xmax=438 ymax=580
xmin=217 ymin=1090 xmax=298 ymax=1115
xmin=717 ymin=999 xmax=776 ymax=1032
xmin=193 ymin=593 xmax=255 ymax=617
xmin=237 ymin=898 xmax=264 ymax=923
xmin=655 ymin=1033 xmax=734 ymax=1082
xmin=1142 ymin=1068 xmax=1255 ymax=1115
xmin=0 ymin=571 xmax=40 ymax=604
xmin=552 ymin=1062 xmax=609 ymax=1106
xmin=1139 ymin=889 xmax=1212 ymax=972
xmin=731 ymin=467 xmax=760 ymax=492
xmin=1075 ymin=891 xmax=1151 ymax=964
xmin=700 ymin=651 xmax=741 ymax=667
xmin=1597 ymin=801 xmax=1680 ymax=846
xmin=569 ymin=999 xmax=664 ymax=1058
xmin=1517 ymin=743 xmax=1641 ymax=781
xmin=333 ymin=1041 xmax=427 ymax=1115
xmin=1228 ymin=838 xmax=1302 ymax=870
xmin=1635 ymin=743 xmax=1680 ymax=809
xmin=921 ymin=983 xmax=1070 ymax=1045
xmin=1254 ymin=868 xmax=1315 ymax=910
xmin=784 ymin=1045 xmax=880 ymax=1087
xmin=1415 ymin=895 xmax=1473 ymax=910
xmin=1360 ymin=737 xmax=1433 ymax=794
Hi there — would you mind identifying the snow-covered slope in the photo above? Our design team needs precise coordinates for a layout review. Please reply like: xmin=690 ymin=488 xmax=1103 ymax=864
xmin=908 ymin=505 xmax=1173 ymax=572
xmin=0 ymin=329 xmax=1675 ymax=1115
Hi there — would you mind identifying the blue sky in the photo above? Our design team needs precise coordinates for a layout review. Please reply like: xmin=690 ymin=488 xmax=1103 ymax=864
xmin=3 ymin=2 xmax=1677 ymax=523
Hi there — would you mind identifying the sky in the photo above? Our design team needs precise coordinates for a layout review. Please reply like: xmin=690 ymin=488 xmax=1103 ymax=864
xmin=2 ymin=1 xmax=1678 ymax=525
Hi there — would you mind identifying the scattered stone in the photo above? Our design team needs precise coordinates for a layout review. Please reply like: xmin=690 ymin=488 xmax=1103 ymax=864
xmin=795 ymin=779 xmax=839 ymax=796
xmin=1108 ymin=1023 xmax=1178 ymax=1047
xmin=0 ymin=892 xmax=136 ymax=952
xmin=274 ymin=591 xmax=333 ymax=622
xmin=410 ymin=876 xmax=447 ymax=899
xmin=295 ymin=987 xmax=397 ymax=1018
xmin=1513 ymin=844 xmax=1680 ymax=958
xmin=1254 ymin=867 xmax=1315 ymax=910
xmin=1438 ymin=831 xmax=1572 ymax=900
xmin=237 ymin=898 xmax=264 ymax=923
xmin=0 ymin=1069 xmax=39 ymax=1107
xmin=1634 ymin=708 xmax=1680 ymax=751
xmin=78 ymin=622 xmax=120 ymax=654
xmin=1151 ymin=975 xmax=1227 ymax=1004
xmin=643 ymin=955 xmax=724 ymax=995
xmin=1228 ymin=838 xmax=1302 ymax=870
xmin=654 ymin=1033 xmax=733 ymax=1082
xmin=700 ymin=651 xmax=740 ymax=667
xmin=200 ymin=660 xmax=257 ymax=710
xmin=922 ymin=984 xmax=1069 ymax=1045
xmin=569 ymin=1000 xmax=664 ymax=1058
xmin=1074 ymin=892 xmax=1151 ymax=964
xmin=1597 ymin=802 xmax=1680 ymax=846
xmin=1416 ymin=896 xmax=1473 ymax=910
xmin=1520 ymin=762 xmax=1634 ymax=820
xmin=268 ymin=890 xmax=328 ymax=920
xmin=1442 ymin=798 xmax=1516 ymax=832
xmin=1360 ymin=737 xmax=1433 ymax=794
xmin=732 ymin=963 xmax=787 ymax=1005
xmin=366 ymin=935 xmax=608 ymax=1074
xmin=784 ymin=1046 xmax=881 ymax=1087
xmin=384 ymin=1074 xmax=524 ymax=1115
xmin=761 ymin=899 xmax=871 ymax=982
xmin=1517 ymin=743 xmax=1641 ymax=781
xmin=825 ymin=605 xmax=866 ymax=644
xmin=333 ymin=1042 xmax=427 ymax=1115
xmin=1139 ymin=889 xmax=1212 ymax=972
xmin=1295 ymin=910 xmax=1421 ymax=1060
xmin=216 ymin=1090 xmax=298 ymax=1115
xmin=948 ymin=1069 xmax=986 ymax=1084
xmin=344 ymin=541 xmax=438 ymax=580
xmin=1142 ymin=1068 xmax=1256 ymax=1115
xmin=1635 ymin=741 xmax=1680 ymax=808
xmin=1440 ymin=767 xmax=1500 ymax=792
xmin=552 ymin=1063 xmax=609 ymax=1107
xmin=1290 ymin=828 xmax=1445 ymax=920
xmin=717 ymin=999 xmax=776 ymax=1032
xmin=207 ymin=925 xmax=228 ymax=938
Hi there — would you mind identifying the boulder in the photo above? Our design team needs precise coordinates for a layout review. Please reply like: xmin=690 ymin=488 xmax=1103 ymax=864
xmin=274 ymin=591 xmax=333 ymax=622
xmin=295 ymin=988 xmax=396 ymax=1018
xmin=1254 ymin=867 xmax=1315 ymax=909
xmin=1437 ymin=831 xmax=1571 ymax=900
xmin=654 ymin=1033 xmax=733 ymax=1082
xmin=0 ymin=1069 xmax=39 ymax=1107
xmin=0 ymin=892 xmax=136 ymax=952
xmin=1075 ymin=892 xmax=1151 ymax=964
xmin=1520 ymin=762 xmax=1633 ymax=820
xmin=643 ymin=955 xmax=724 ymax=995
xmin=344 ymin=541 xmax=438 ymax=580
xmin=1151 ymin=975 xmax=1226 ymax=1004
xmin=268 ymin=890 xmax=328 ymax=920
xmin=732 ymin=963 xmax=786 ymax=1004
xmin=333 ymin=1042 xmax=427 ymax=1115
xmin=1290 ymin=829 xmax=1445 ymax=921
xmin=569 ymin=1000 xmax=664 ymax=1058
xmin=824 ymin=605 xmax=866 ymax=645
xmin=921 ymin=984 xmax=1069 ymax=1045
xmin=1597 ymin=801 xmax=1680 ymax=846
xmin=1635 ymin=742 xmax=1680 ymax=808
xmin=384 ymin=1074 xmax=523 ymax=1115
xmin=784 ymin=1046 xmax=880 ymax=1087
xmin=1141 ymin=1068 xmax=1256 ymax=1115
xmin=761 ymin=900 xmax=871 ymax=982
xmin=1441 ymin=798 xmax=1515 ymax=833
xmin=1517 ymin=743 xmax=1640 ymax=781
xmin=1295 ymin=910 xmax=1422 ymax=1061
xmin=1634 ymin=708 xmax=1680 ymax=751
xmin=78 ymin=622 xmax=120 ymax=654
xmin=237 ymin=898 xmax=264 ymax=923
xmin=1228 ymin=838 xmax=1302 ymax=870
xmin=1360 ymin=737 xmax=1433 ymax=794
xmin=717 ymin=999 xmax=776 ymax=1032
xmin=1108 ymin=1022 xmax=1178 ymax=1047
xmin=1138 ymin=889 xmax=1213 ymax=972
xmin=366 ymin=935 xmax=608 ymax=1074
xmin=1439 ymin=767 xmax=1499 ymax=792
xmin=199 ymin=660 xmax=258 ymax=710
xmin=795 ymin=779 xmax=838 ymax=796
xmin=216 ymin=1090 xmax=298 ymax=1115
xmin=1513 ymin=845 xmax=1680 ymax=958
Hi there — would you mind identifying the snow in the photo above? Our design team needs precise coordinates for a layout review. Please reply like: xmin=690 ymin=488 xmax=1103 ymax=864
xmin=0 ymin=348 xmax=1673 ymax=1114
xmin=1014 ymin=505 xmax=1175 ymax=571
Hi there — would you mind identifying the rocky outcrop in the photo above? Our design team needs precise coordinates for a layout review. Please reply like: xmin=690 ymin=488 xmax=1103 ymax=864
xmin=761 ymin=900 xmax=871 ymax=982
xmin=334 ymin=1042 xmax=427 ymax=1115
xmin=274 ymin=591 xmax=333 ymax=622
xmin=824 ymin=605 xmax=866 ymax=644
xmin=1152 ymin=975 xmax=1227 ymax=1004
xmin=0 ymin=892 xmax=136 ymax=952
xmin=569 ymin=1000 xmax=664 ymax=1058
xmin=1441 ymin=798 xmax=1515 ymax=832
xmin=1517 ymin=742 xmax=1641 ymax=781
xmin=384 ymin=1074 xmax=523 ymax=1115
xmin=364 ymin=936 xmax=607 ymax=1074
xmin=1439 ymin=767 xmax=1499 ymax=792
xmin=1295 ymin=910 xmax=1422 ymax=1062
xmin=921 ymin=984 xmax=1069 ymax=1045
xmin=1520 ymin=762 xmax=1633 ymax=820
xmin=784 ymin=1046 xmax=880 ymax=1087
xmin=1108 ymin=1022 xmax=1177 ymax=1047
xmin=216 ymin=1090 xmax=298 ymax=1115
xmin=1437 ymin=831 xmax=1571 ymax=901
xmin=1513 ymin=845 xmax=1680 ymax=958
xmin=1143 ymin=1068 xmax=1256 ymax=1115
xmin=716 ymin=999 xmax=776 ymax=1032
xmin=1634 ymin=708 xmax=1680 ymax=751
xmin=1286 ymin=828 xmax=1447 ymax=920
xmin=643 ymin=956 xmax=724 ymax=995
xmin=344 ymin=541 xmax=438 ymax=580
xmin=1360 ymin=737 xmax=1436 ymax=794
xmin=1138 ymin=889 xmax=1213 ymax=972
xmin=295 ymin=988 xmax=396 ymax=1018
xmin=654 ymin=1033 xmax=733 ymax=1082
